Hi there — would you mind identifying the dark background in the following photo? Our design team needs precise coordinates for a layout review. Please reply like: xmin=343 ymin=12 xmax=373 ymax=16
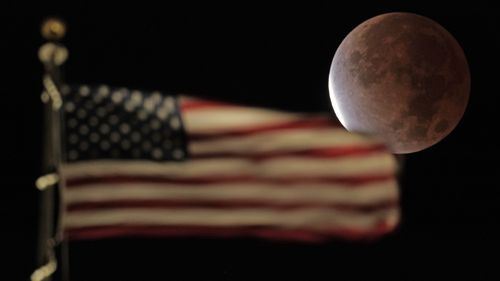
xmin=4 ymin=1 xmax=499 ymax=280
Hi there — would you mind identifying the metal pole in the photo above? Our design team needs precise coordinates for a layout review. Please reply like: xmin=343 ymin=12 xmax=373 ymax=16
xmin=33 ymin=18 xmax=67 ymax=281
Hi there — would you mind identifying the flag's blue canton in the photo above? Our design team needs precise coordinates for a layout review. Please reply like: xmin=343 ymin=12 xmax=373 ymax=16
xmin=60 ymin=85 xmax=188 ymax=162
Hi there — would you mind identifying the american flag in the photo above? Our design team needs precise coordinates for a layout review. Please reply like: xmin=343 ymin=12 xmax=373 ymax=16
xmin=59 ymin=84 xmax=400 ymax=242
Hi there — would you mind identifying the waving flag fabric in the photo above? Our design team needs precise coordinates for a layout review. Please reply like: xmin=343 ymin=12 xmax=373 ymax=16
xmin=59 ymin=85 xmax=400 ymax=242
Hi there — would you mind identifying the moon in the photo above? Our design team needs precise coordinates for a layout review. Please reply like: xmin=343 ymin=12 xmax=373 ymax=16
xmin=329 ymin=12 xmax=470 ymax=153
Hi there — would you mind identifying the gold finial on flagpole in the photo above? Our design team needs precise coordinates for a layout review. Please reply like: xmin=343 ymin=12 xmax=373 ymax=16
xmin=39 ymin=18 xmax=68 ymax=66
xmin=41 ymin=18 xmax=66 ymax=41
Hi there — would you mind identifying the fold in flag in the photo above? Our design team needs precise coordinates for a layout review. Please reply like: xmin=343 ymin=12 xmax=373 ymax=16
xmin=59 ymin=85 xmax=400 ymax=242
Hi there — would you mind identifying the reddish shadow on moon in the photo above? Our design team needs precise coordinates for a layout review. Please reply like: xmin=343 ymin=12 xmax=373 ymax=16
xmin=329 ymin=12 xmax=470 ymax=154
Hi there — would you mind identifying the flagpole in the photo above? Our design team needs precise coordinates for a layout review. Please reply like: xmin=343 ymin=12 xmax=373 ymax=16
xmin=33 ymin=18 xmax=67 ymax=281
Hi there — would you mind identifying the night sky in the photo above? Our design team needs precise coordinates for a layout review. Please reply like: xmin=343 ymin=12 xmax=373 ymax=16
xmin=4 ymin=1 xmax=499 ymax=280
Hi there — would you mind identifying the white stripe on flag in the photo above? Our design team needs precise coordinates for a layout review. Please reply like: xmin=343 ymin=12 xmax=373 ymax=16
xmin=64 ymin=180 xmax=398 ymax=205
xmin=182 ymin=107 xmax=306 ymax=134
xmin=64 ymin=207 xmax=400 ymax=230
xmin=60 ymin=154 xmax=396 ymax=179
xmin=189 ymin=128 xmax=380 ymax=155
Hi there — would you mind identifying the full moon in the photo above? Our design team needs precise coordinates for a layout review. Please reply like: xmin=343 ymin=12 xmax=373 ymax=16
xmin=329 ymin=12 xmax=470 ymax=153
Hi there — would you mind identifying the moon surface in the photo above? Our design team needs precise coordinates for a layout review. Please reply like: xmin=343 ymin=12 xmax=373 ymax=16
xmin=329 ymin=12 xmax=470 ymax=153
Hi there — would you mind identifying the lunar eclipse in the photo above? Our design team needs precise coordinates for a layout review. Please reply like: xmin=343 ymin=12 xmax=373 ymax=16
xmin=329 ymin=12 xmax=470 ymax=153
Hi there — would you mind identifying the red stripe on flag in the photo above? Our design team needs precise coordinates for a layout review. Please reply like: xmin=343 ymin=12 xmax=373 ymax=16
xmin=65 ymin=174 xmax=394 ymax=188
xmin=66 ymin=223 xmax=397 ymax=243
xmin=66 ymin=199 xmax=399 ymax=212
xmin=188 ymin=118 xmax=340 ymax=140
xmin=190 ymin=145 xmax=388 ymax=159
xmin=180 ymin=100 xmax=238 ymax=111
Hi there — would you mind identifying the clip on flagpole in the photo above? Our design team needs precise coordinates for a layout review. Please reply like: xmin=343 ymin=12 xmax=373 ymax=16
xmin=33 ymin=17 xmax=68 ymax=281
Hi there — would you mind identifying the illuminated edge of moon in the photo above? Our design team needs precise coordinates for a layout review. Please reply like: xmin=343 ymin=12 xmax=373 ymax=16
xmin=328 ymin=77 xmax=348 ymax=129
